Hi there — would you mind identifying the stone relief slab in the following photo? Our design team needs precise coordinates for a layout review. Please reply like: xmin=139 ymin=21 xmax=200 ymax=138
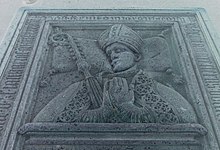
xmin=0 ymin=8 xmax=220 ymax=150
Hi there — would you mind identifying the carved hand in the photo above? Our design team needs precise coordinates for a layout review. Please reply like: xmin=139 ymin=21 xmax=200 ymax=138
xmin=76 ymin=59 xmax=92 ymax=78
xmin=106 ymin=77 xmax=134 ymax=108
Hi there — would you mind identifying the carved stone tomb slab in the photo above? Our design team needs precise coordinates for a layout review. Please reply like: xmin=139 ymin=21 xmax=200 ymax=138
xmin=0 ymin=8 xmax=220 ymax=150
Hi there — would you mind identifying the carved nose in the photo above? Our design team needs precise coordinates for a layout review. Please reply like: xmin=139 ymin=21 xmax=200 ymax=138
xmin=111 ymin=51 xmax=118 ymax=60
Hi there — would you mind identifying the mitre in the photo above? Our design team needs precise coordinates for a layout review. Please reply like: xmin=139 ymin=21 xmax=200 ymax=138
xmin=98 ymin=24 xmax=144 ymax=54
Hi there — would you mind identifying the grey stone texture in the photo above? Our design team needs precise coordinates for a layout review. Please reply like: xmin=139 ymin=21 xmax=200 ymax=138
xmin=0 ymin=8 xmax=219 ymax=150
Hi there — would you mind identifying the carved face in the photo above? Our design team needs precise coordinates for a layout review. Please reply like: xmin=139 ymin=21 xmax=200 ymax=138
xmin=106 ymin=43 xmax=137 ymax=72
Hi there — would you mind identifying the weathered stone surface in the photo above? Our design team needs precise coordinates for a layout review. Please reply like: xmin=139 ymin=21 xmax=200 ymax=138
xmin=0 ymin=8 xmax=219 ymax=150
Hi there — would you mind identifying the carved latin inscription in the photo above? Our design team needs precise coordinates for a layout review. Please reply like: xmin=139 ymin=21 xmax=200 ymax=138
xmin=184 ymin=18 xmax=220 ymax=120
xmin=0 ymin=18 xmax=42 ymax=138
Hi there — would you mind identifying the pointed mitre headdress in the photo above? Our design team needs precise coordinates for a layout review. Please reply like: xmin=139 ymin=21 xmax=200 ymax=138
xmin=98 ymin=24 xmax=144 ymax=54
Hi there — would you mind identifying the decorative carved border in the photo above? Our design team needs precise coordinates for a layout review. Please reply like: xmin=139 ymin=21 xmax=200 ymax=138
xmin=0 ymin=17 xmax=42 ymax=136
xmin=0 ymin=12 xmax=45 ymax=149
xmin=183 ymin=16 xmax=220 ymax=119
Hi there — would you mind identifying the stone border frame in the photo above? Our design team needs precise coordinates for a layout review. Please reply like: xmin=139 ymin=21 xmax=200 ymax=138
xmin=0 ymin=8 xmax=220 ymax=150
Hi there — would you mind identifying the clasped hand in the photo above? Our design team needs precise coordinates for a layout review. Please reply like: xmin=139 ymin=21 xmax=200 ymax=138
xmin=103 ymin=77 xmax=134 ymax=109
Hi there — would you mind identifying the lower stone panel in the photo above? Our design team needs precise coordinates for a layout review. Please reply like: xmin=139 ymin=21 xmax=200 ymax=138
xmin=23 ymin=145 xmax=201 ymax=150
xmin=17 ymin=123 xmax=206 ymax=150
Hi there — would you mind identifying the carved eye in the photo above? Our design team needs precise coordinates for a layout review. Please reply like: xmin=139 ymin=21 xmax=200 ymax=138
xmin=117 ymin=48 xmax=127 ymax=53
xmin=115 ymin=49 xmax=121 ymax=53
